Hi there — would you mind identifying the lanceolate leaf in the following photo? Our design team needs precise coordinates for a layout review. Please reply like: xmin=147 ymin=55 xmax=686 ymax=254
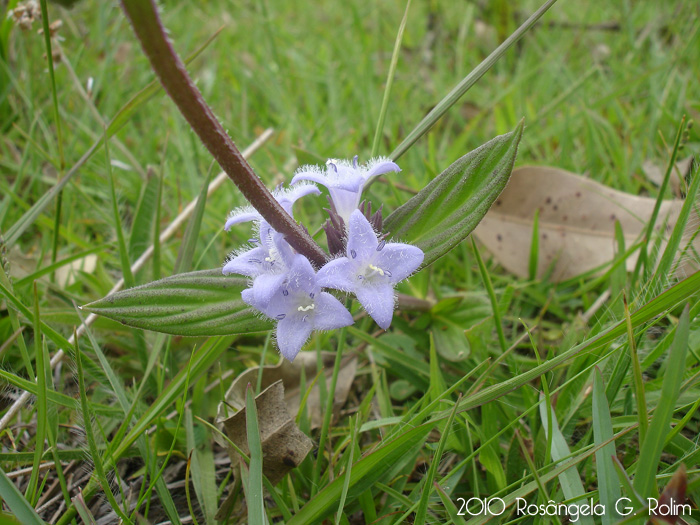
xmin=384 ymin=120 xmax=523 ymax=267
xmin=82 ymin=270 xmax=271 ymax=336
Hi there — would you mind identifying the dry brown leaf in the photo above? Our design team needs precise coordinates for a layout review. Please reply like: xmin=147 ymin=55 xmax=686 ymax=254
xmin=649 ymin=463 xmax=687 ymax=524
xmin=641 ymin=156 xmax=694 ymax=197
xmin=216 ymin=351 xmax=357 ymax=431
xmin=214 ymin=346 xmax=357 ymax=516
xmin=213 ymin=352 xmax=356 ymax=517
xmin=473 ymin=165 xmax=699 ymax=281
xmin=219 ymin=380 xmax=312 ymax=486
xmin=215 ymin=380 xmax=315 ymax=519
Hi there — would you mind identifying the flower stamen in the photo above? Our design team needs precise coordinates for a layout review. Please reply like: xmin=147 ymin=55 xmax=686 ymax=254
xmin=368 ymin=264 xmax=386 ymax=276
xmin=297 ymin=304 xmax=315 ymax=312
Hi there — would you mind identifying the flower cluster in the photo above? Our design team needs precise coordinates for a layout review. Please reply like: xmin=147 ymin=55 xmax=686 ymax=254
xmin=223 ymin=157 xmax=424 ymax=361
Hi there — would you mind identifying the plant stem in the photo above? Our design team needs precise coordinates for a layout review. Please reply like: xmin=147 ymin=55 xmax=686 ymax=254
xmin=119 ymin=0 xmax=329 ymax=267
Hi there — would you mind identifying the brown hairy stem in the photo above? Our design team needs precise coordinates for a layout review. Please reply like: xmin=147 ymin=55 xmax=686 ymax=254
xmin=120 ymin=0 xmax=329 ymax=267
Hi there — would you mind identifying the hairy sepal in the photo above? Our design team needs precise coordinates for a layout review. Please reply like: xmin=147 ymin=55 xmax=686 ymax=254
xmin=384 ymin=119 xmax=523 ymax=267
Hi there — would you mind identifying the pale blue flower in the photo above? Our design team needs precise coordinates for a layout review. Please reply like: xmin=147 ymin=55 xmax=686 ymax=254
xmin=317 ymin=209 xmax=424 ymax=329
xmin=224 ymin=182 xmax=320 ymax=231
xmin=243 ymin=254 xmax=354 ymax=361
xmin=223 ymin=182 xmax=320 ymax=305
xmin=222 ymin=224 xmax=295 ymax=306
xmin=291 ymin=157 xmax=400 ymax=222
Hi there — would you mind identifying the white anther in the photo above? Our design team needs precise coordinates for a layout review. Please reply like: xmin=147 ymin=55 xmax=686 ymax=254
xmin=368 ymin=264 xmax=385 ymax=276
xmin=297 ymin=304 xmax=315 ymax=312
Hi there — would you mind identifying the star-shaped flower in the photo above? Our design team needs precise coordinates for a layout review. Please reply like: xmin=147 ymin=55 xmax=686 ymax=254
xmin=317 ymin=209 xmax=424 ymax=329
xmin=243 ymin=254 xmax=354 ymax=361
xmin=222 ymin=224 xmax=295 ymax=306
xmin=223 ymin=182 xmax=320 ymax=306
xmin=291 ymin=157 xmax=400 ymax=223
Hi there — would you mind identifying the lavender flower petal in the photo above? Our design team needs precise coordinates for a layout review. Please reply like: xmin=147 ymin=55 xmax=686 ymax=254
xmin=346 ymin=208 xmax=378 ymax=261
xmin=374 ymin=243 xmax=424 ymax=283
xmin=313 ymin=292 xmax=354 ymax=330
xmin=224 ymin=210 xmax=262 ymax=231
xmin=276 ymin=316 xmax=314 ymax=361
xmin=319 ymin=210 xmax=423 ymax=329
xmin=277 ymin=183 xmax=322 ymax=214
xmin=243 ymin=253 xmax=353 ymax=361
xmin=317 ymin=258 xmax=355 ymax=291
xmin=354 ymin=284 xmax=395 ymax=330
xmin=363 ymin=158 xmax=401 ymax=182
xmin=291 ymin=157 xmax=399 ymax=222
xmin=222 ymin=246 xmax=268 ymax=276
xmin=251 ymin=272 xmax=288 ymax=305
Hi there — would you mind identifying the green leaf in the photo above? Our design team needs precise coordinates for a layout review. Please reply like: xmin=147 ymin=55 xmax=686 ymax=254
xmin=174 ymin=166 xmax=213 ymax=275
xmin=105 ymin=129 xmax=134 ymax=288
xmin=26 ymin=285 xmax=47 ymax=506
xmin=245 ymin=385 xmax=268 ymax=525
xmin=0 ymin=467 xmax=46 ymax=525
xmin=592 ymin=368 xmax=621 ymax=525
xmin=414 ymin=395 xmax=460 ymax=525
xmin=287 ymin=422 xmax=433 ymax=524
xmin=371 ymin=0 xmax=411 ymax=158
xmin=384 ymin=120 xmax=523 ymax=267
xmin=539 ymin=395 xmax=594 ymax=525
xmin=633 ymin=304 xmax=690 ymax=499
xmin=3 ymin=27 xmax=222 ymax=247
xmin=540 ymin=390 xmax=593 ymax=525
xmin=82 ymin=270 xmax=271 ymax=336
xmin=389 ymin=0 xmax=556 ymax=160
xmin=128 ymin=170 xmax=159 ymax=262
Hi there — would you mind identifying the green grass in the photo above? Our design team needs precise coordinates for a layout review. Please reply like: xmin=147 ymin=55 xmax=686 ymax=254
xmin=1 ymin=0 xmax=700 ymax=523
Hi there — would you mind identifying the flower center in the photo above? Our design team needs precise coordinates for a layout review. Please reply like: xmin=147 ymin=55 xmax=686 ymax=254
xmin=368 ymin=264 xmax=385 ymax=276
xmin=297 ymin=304 xmax=315 ymax=312
xmin=358 ymin=263 xmax=392 ymax=282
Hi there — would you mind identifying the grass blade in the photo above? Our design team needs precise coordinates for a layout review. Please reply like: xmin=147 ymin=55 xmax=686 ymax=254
xmin=25 ymin=283 xmax=46 ymax=506
xmin=335 ymin=414 xmax=360 ymax=525
xmin=246 ymin=383 xmax=268 ymax=525
xmin=592 ymin=368 xmax=621 ymax=525
xmin=434 ymin=482 xmax=467 ymax=525
xmin=288 ymin=422 xmax=433 ymax=524
xmin=38 ymin=0 xmax=63 ymax=168
xmin=128 ymin=168 xmax=159 ymax=262
xmin=74 ymin=331 xmax=130 ymax=522
xmin=185 ymin=408 xmax=218 ymax=524
xmin=104 ymin=129 xmax=134 ymax=288
xmin=0 ymin=267 xmax=34 ymax=376
xmin=528 ymin=207 xmax=540 ymax=281
xmin=440 ymin=269 xmax=700 ymax=419
xmin=633 ymin=304 xmax=690 ymax=499
xmin=414 ymin=395 xmax=461 ymax=525
xmin=370 ymin=0 xmax=411 ymax=157
xmin=174 ymin=163 xmax=214 ymax=274
xmin=623 ymin=295 xmax=648 ymax=445
xmin=640 ymin=117 xmax=686 ymax=286
xmin=390 ymin=0 xmax=558 ymax=159
xmin=650 ymin=156 xmax=700 ymax=293
xmin=539 ymin=395 xmax=594 ymax=525
xmin=472 ymin=238 xmax=508 ymax=354
xmin=3 ymin=27 xmax=223 ymax=248
xmin=0 ymin=466 xmax=46 ymax=525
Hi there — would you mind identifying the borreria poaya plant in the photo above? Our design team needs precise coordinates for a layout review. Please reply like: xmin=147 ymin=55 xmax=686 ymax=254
xmin=85 ymin=0 xmax=525 ymax=360
xmin=221 ymin=158 xmax=425 ymax=360
xmin=75 ymin=0 xmax=525 ymax=522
